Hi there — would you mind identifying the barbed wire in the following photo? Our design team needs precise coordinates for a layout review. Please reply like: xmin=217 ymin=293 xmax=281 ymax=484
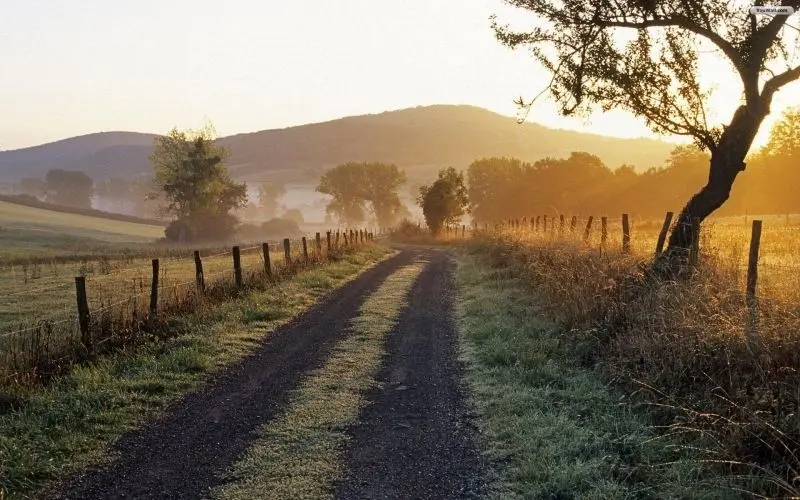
xmin=0 ymin=315 xmax=78 ymax=339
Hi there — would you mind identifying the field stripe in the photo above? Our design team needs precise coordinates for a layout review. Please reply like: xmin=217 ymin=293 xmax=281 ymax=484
xmin=212 ymin=259 xmax=428 ymax=500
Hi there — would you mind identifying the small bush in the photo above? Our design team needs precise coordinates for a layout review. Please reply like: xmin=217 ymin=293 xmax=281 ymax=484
xmin=261 ymin=218 xmax=303 ymax=239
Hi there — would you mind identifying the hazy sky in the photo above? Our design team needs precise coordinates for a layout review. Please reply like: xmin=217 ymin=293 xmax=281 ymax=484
xmin=1 ymin=0 xmax=798 ymax=150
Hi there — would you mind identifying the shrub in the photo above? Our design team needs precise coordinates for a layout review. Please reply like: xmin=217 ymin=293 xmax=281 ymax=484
xmin=261 ymin=218 xmax=303 ymax=239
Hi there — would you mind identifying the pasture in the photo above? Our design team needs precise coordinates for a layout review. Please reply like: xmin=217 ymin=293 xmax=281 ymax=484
xmin=0 ymin=201 xmax=164 ymax=260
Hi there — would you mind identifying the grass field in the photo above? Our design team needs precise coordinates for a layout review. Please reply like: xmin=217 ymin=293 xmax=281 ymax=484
xmin=0 ymin=201 xmax=164 ymax=261
xmin=419 ymin=214 xmax=800 ymax=497
xmin=0 ymin=234 xmax=354 ymax=390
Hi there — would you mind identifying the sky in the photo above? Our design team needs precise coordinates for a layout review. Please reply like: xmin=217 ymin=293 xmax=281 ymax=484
xmin=1 ymin=0 xmax=798 ymax=151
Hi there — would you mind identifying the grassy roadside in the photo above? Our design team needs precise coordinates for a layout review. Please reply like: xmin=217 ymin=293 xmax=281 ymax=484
xmin=212 ymin=259 xmax=428 ymax=500
xmin=0 ymin=245 xmax=394 ymax=499
xmin=453 ymin=246 xmax=735 ymax=499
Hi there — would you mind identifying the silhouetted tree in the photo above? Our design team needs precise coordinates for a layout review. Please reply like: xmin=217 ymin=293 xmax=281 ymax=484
xmin=150 ymin=123 xmax=247 ymax=243
xmin=418 ymin=167 xmax=469 ymax=235
xmin=44 ymin=169 xmax=93 ymax=208
xmin=493 ymin=0 xmax=800 ymax=267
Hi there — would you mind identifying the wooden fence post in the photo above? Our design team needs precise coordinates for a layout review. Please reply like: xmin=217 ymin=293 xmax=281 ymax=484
xmin=746 ymin=220 xmax=763 ymax=354
xmin=542 ymin=215 xmax=547 ymax=234
xmin=462 ymin=225 xmax=465 ymax=237
xmin=601 ymin=216 xmax=608 ymax=249
xmin=335 ymin=230 xmax=340 ymax=248
xmin=283 ymin=238 xmax=291 ymax=264
xmin=74 ymin=276 xmax=91 ymax=351
xmin=583 ymin=216 xmax=594 ymax=243
xmin=232 ymin=246 xmax=242 ymax=289
xmin=315 ymin=232 xmax=322 ymax=255
xmin=150 ymin=258 xmax=159 ymax=315
xmin=570 ymin=216 xmax=577 ymax=234
xmin=193 ymin=250 xmax=205 ymax=292
xmin=559 ymin=214 xmax=565 ymax=237
xmin=654 ymin=211 xmax=674 ymax=256
xmin=262 ymin=243 xmax=272 ymax=279
xmin=535 ymin=216 xmax=540 ymax=232
xmin=622 ymin=213 xmax=631 ymax=254
xmin=302 ymin=237 xmax=309 ymax=262
xmin=326 ymin=231 xmax=332 ymax=254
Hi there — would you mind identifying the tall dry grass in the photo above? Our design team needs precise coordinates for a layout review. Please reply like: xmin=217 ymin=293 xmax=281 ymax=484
xmin=465 ymin=215 xmax=800 ymax=496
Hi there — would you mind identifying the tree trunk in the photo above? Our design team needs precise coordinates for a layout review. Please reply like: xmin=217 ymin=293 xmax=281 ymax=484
xmin=661 ymin=105 xmax=768 ymax=269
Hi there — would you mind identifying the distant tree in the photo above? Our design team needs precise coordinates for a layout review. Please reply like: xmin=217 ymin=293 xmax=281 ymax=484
xmin=95 ymin=177 xmax=133 ymax=212
xmin=467 ymin=157 xmax=528 ymax=223
xmin=760 ymin=106 xmax=800 ymax=161
xmin=258 ymin=183 xmax=286 ymax=219
xmin=316 ymin=162 xmax=408 ymax=226
xmin=282 ymin=208 xmax=305 ymax=225
xmin=614 ymin=164 xmax=638 ymax=180
xmin=417 ymin=167 xmax=469 ymax=235
xmin=130 ymin=177 xmax=162 ymax=218
xmin=744 ymin=107 xmax=800 ymax=213
xmin=44 ymin=169 xmax=94 ymax=208
xmin=149 ymin=123 xmax=247 ymax=243
xmin=316 ymin=163 xmax=369 ymax=225
xmin=494 ymin=0 xmax=800 ymax=266
xmin=19 ymin=177 xmax=46 ymax=199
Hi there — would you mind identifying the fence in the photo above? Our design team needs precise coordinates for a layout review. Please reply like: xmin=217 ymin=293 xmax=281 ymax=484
xmin=0 ymin=228 xmax=376 ymax=385
xmin=409 ymin=212 xmax=800 ymax=308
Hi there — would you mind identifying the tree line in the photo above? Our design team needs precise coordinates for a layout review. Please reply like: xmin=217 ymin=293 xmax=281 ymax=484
xmin=467 ymin=107 xmax=800 ymax=224
xmin=10 ymin=104 xmax=799 ymax=246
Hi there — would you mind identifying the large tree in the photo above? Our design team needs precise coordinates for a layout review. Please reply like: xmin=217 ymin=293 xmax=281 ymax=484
xmin=150 ymin=124 xmax=247 ymax=243
xmin=316 ymin=162 xmax=408 ymax=226
xmin=492 ymin=0 xmax=800 ymax=265
xmin=44 ymin=169 xmax=94 ymax=208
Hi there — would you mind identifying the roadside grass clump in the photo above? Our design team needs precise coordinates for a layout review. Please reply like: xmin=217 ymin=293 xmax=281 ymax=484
xmin=0 ymin=244 xmax=394 ymax=499
xmin=454 ymin=249 xmax=728 ymax=498
xmin=213 ymin=260 xmax=427 ymax=500
xmin=472 ymin=222 xmax=800 ymax=497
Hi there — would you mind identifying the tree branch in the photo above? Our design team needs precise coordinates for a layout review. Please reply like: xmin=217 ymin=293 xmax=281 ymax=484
xmin=591 ymin=16 xmax=745 ymax=77
xmin=762 ymin=64 xmax=800 ymax=103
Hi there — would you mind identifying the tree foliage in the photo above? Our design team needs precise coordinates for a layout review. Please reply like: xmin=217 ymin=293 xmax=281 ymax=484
xmin=418 ymin=167 xmax=469 ymax=234
xmin=281 ymin=208 xmax=305 ymax=225
xmin=493 ymin=0 xmax=800 ymax=261
xmin=258 ymin=183 xmax=286 ymax=220
xmin=316 ymin=162 xmax=409 ymax=226
xmin=44 ymin=169 xmax=94 ymax=209
xmin=150 ymin=124 xmax=247 ymax=243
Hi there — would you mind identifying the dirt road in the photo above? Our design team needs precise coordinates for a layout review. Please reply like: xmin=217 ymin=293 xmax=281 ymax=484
xmin=50 ymin=247 xmax=486 ymax=499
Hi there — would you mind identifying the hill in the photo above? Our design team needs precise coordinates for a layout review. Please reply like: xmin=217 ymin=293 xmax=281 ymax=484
xmin=0 ymin=105 xmax=676 ymax=182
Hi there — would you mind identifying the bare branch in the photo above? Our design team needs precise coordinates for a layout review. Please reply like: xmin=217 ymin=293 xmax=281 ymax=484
xmin=762 ymin=64 xmax=800 ymax=103
xmin=591 ymin=16 xmax=745 ymax=76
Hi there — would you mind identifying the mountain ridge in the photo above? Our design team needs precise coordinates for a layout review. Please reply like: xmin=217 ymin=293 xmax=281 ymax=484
xmin=0 ymin=105 xmax=677 ymax=182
